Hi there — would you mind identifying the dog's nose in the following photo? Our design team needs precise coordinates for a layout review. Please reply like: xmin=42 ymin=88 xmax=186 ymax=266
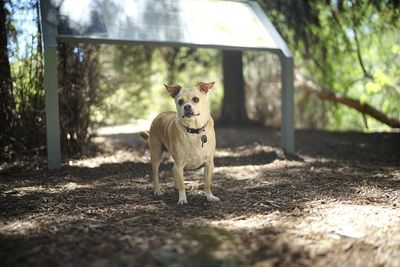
xmin=184 ymin=104 xmax=191 ymax=111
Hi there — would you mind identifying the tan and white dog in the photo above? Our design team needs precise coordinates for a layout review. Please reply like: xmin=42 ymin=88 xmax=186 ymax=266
xmin=141 ymin=82 xmax=220 ymax=204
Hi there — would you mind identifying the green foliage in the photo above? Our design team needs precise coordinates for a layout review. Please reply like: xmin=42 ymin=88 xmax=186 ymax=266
xmin=261 ymin=0 xmax=400 ymax=131
xmin=91 ymin=45 xmax=155 ymax=126
xmin=5 ymin=0 xmax=46 ymax=156
xmin=91 ymin=46 xmax=222 ymax=127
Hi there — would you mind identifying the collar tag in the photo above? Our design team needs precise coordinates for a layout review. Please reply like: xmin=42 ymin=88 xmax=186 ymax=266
xmin=201 ymin=135 xmax=207 ymax=147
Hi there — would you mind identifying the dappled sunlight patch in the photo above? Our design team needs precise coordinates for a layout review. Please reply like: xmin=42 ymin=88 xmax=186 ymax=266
xmin=68 ymin=150 xmax=148 ymax=168
xmin=278 ymin=203 xmax=400 ymax=263
xmin=0 ymin=213 xmax=91 ymax=236
xmin=0 ymin=203 xmax=168 ymax=238
xmin=214 ymin=144 xmax=281 ymax=158
xmin=318 ymin=204 xmax=399 ymax=235
xmin=292 ymin=203 xmax=400 ymax=243
xmin=95 ymin=121 xmax=153 ymax=136
xmin=214 ymin=165 xmax=266 ymax=180
xmin=213 ymin=157 xmax=307 ymax=181
xmin=62 ymin=182 xmax=90 ymax=191
xmin=389 ymin=169 xmax=400 ymax=181
xmin=3 ymin=182 xmax=91 ymax=197
xmin=210 ymin=213 xmax=278 ymax=230
xmin=353 ymin=184 xmax=400 ymax=207
xmin=263 ymin=157 xmax=308 ymax=169
xmin=0 ymin=220 xmax=40 ymax=235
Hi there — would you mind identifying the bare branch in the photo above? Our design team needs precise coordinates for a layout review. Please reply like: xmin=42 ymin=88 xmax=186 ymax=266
xmin=295 ymin=75 xmax=400 ymax=128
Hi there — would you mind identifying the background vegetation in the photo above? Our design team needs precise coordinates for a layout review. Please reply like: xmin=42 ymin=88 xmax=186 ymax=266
xmin=1 ymin=0 xmax=399 ymax=160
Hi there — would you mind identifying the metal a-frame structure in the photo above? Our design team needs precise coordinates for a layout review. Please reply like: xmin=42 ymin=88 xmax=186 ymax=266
xmin=39 ymin=0 xmax=294 ymax=169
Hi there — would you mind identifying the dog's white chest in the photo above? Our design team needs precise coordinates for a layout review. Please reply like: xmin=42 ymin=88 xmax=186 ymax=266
xmin=181 ymin=134 xmax=214 ymax=170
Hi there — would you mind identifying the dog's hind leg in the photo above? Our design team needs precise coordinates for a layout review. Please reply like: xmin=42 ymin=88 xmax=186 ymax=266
xmin=149 ymin=138 xmax=163 ymax=196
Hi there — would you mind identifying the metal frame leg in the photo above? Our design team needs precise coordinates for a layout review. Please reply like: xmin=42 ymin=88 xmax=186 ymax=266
xmin=280 ymin=54 xmax=295 ymax=153
xmin=44 ymin=47 xmax=61 ymax=169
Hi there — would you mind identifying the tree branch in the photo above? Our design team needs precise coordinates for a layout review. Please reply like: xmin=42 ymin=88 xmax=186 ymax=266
xmin=353 ymin=28 xmax=373 ymax=79
xmin=295 ymin=75 xmax=400 ymax=128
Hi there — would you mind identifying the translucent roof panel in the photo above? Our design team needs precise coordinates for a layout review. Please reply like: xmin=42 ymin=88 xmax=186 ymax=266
xmin=53 ymin=0 xmax=279 ymax=49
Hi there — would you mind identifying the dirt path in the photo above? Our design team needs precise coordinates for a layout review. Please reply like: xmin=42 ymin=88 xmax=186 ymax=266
xmin=1 ymin=127 xmax=399 ymax=267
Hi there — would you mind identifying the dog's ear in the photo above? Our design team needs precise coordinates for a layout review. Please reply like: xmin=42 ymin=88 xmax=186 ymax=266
xmin=196 ymin=82 xmax=215 ymax=94
xmin=164 ymin=84 xmax=182 ymax=98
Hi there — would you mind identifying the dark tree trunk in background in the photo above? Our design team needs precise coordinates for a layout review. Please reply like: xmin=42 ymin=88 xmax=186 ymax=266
xmin=160 ymin=47 xmax=179 ymax=85
xmin=219 ymin=50 xmax=250 ymax=125
xmin=0 ymin=0 xmax=15 ymax=148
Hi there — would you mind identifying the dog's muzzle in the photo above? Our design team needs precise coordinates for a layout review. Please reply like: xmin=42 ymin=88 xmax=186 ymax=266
xmin=182 ymin=104 xmax=199 ymax=118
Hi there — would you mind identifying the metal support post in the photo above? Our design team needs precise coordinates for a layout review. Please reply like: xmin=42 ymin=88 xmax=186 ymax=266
xmin=43 ymin=47 xmax=61 ymax=169
xmin=40 ymin=0 xmax=61 ymax=169
xmin=280 ymin=54 xmax=295 ymax=153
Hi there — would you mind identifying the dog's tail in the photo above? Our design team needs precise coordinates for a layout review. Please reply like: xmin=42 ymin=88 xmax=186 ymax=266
xmin=139 ymin=131 xmax=149 ymax=141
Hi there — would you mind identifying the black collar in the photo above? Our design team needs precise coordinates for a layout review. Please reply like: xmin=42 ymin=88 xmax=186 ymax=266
xmin=184 ymin=121 xmax=208 ymax=134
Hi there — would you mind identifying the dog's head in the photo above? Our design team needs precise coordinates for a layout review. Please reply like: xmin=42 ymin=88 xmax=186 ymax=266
xmin=164 ymin=82 xmax=214 ymax=122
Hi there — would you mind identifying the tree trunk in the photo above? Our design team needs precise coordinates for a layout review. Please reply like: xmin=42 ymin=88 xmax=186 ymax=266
xmin=160 ymin=47 xmax=179 ymax=85
xmin=219 ymin=50 xmax=250 ymax=125
xmin=0 ymin=0 xmax=16 ymax=148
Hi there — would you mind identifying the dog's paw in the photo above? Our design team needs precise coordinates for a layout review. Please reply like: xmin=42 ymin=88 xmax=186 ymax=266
xmin=177 ymin=198 xmax=189 ymax=205
xmin=206 ymin=193 xmax=220 ymax=202
xmin=154 ymin=190 xmax=163 ymax=197
xmin=177 ymin=191 xmax=188 ymax=205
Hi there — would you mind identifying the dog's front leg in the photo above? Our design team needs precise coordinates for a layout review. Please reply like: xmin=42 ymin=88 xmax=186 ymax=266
xmin=204 ymin=160 xmax=220 ymax=202
xmin=173 ymin=163 xmax=188 ymax=204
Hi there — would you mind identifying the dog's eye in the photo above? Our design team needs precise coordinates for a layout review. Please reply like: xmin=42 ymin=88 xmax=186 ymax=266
xmin=178 ymin=99 xmax=184 ymax=106
xmin=192 ymin=97 xmax=199 ymax=103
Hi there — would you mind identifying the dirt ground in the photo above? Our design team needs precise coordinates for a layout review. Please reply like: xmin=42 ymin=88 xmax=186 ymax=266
xmin=1 ymin=126 xmax=399 ymax=267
